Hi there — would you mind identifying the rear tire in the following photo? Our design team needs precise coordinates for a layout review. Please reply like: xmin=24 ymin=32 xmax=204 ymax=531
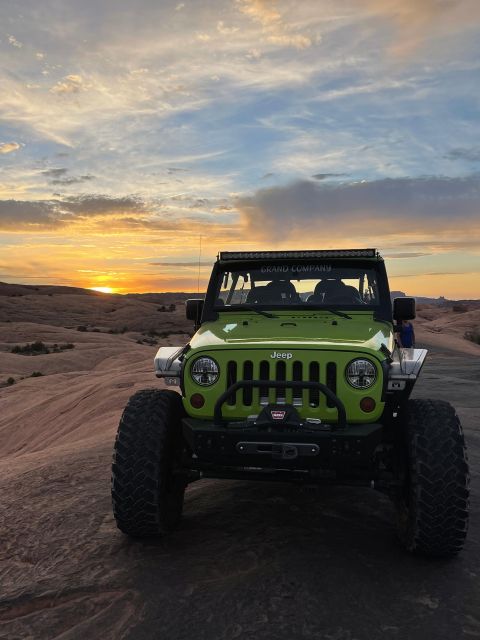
xmin=396 ymin=399 xmax=469 ymax=557
xmin=111 ymin=388 xmax=187 ymax=537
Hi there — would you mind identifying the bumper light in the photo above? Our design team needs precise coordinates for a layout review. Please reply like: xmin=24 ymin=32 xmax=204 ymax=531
xmin=190 ymin=393 xmax=205 ymax=409
xmin=360 ymin=397 xmax=376 ymax=412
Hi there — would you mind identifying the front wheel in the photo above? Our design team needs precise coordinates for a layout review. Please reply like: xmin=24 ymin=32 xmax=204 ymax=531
xmin=396 ymin=399 xmax=469 ymax=557
xmin=111 ymin=388 xmax=187 ymax=537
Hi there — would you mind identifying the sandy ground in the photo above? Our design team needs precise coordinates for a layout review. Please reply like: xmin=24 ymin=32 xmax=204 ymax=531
xmin=0 ymin=293 xmax=479 ymax=639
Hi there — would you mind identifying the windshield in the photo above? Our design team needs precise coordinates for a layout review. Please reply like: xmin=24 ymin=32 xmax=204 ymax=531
xmin=214 ymin=263 xmax=382 ymax=310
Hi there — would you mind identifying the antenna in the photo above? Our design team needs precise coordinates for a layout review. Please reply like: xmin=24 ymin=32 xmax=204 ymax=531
xmin=197 ymin=235 xmax=202 ymax=294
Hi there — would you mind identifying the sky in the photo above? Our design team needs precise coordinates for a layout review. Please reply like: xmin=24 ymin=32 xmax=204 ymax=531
xmin=0 ymin=0 xmax=479 ymax=297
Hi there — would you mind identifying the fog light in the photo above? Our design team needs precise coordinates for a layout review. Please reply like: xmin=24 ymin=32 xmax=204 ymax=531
xmin=360 ymin=397 xmax=376 ymax=412
xmin=190 ymin=393 xmax=205 ymax=409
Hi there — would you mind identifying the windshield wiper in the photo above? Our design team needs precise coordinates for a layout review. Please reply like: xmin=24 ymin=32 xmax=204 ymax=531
xmin=241 ymin=305 xmax=278 ymax=319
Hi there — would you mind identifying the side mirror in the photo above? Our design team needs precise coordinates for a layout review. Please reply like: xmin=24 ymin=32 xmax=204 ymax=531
xmin=393 ymin=297 xmax=416 ymax=321
xmin=186 ymin=299 xmax=204 ymax=325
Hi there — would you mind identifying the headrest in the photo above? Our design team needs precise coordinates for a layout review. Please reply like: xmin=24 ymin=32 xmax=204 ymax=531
xmin=314 ymin=279 xmax=346 ymax=296
xmin=265 ymin=279 xmax=295 ymax=294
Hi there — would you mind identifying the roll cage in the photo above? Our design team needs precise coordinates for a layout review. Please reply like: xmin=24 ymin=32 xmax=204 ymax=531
xmin=201 ymin=256 xmax=393 ymax=323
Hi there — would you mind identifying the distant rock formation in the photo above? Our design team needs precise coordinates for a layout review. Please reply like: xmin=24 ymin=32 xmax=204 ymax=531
xmin=390 ymin=290 xmax=406 ymax=299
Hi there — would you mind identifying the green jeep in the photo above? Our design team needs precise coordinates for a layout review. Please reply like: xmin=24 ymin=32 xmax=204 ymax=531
xmin=111 ymin=249 xmax=469 ymax=556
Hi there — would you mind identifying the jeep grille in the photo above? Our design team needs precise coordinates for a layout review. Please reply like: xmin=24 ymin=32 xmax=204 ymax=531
xmin=225 ymin=359 xmax=337 ymax=409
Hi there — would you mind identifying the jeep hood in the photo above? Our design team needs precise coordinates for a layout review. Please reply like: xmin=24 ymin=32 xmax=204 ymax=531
xmin=189 ymin=312 xmax=394 ymax=357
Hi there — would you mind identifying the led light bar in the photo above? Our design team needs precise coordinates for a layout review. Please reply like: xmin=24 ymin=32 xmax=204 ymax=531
xmin=219 ymin=249 xmax=378 ymax=261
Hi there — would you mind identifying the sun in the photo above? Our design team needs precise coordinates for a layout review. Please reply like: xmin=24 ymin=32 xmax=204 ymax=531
xmin=90 ymin=286 xmax=114 ymax=294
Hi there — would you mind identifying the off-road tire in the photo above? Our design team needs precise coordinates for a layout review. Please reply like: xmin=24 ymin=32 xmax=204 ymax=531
xmin=111 ymin=388 xmax=187 ymax=537
xmin=396 ymin=399 xmax=469 ymax=557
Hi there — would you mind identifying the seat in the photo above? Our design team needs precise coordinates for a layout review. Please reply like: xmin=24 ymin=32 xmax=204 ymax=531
xmin=307 ymin=279 xmax=362 ymax=304
xmin=246 ymin=286 xmax=267 ymax=304
xmin=253 ymin=280 xmax=299 ymax=304
xmin=307 ymin=279 xmax=345 ymax=303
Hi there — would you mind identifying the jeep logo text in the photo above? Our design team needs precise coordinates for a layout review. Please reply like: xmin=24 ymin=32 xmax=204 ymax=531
xmin=270 ymin=351 xmax=293 ymax=360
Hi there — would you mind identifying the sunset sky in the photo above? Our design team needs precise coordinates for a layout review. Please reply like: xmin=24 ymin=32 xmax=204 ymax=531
xmin=1 ymin=0 xmax=479 ymax=297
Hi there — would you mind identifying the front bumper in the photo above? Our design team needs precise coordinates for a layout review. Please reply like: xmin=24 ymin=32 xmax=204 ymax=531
xmin=182 ymin=417 xmax=383 ymax=482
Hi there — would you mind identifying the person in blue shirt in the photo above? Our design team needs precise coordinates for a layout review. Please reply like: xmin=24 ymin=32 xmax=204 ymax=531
xmin=397 ymin=319 xmax=415 ymax=348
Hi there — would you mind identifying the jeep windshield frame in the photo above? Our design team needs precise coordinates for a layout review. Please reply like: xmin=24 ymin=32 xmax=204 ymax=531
xmin=202 ymin=257 xmax=392 ymax=323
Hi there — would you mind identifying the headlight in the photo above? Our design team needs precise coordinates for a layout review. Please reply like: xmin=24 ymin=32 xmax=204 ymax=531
xmin=345 ymin=358 xmax=377 ymax=389
xmin=191 ymin=356 xmax=220 ymax=386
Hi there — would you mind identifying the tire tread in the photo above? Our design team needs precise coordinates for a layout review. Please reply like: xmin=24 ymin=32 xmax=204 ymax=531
xmin=403 ymin=398 xmax=469 ymax=557
xmin=111 ymin=388 xmax=185 ymax=537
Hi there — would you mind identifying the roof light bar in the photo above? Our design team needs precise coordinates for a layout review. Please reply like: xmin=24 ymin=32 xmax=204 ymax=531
xmin=219 ymin=249 xmax=378 ymax=261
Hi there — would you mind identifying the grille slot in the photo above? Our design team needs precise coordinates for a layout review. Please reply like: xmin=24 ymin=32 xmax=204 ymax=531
xmin=276 ymin=361 xmax=286 ymax=403
xmin=243 ymin=361 xmax=254 ymax=406
xmin=292 ymin=361 xmax=303 ymax=406
xmin=259 ymin=360 xmax=269 ymax=405
xmin=308 ymin=361 xmax=320 ymax=407
xmin=326 ymin=362 xmax=337 ymax=407
xmin=226 ymin=361 xmax=237 ymax=405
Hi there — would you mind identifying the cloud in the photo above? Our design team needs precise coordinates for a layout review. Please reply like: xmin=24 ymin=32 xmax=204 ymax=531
xmin=236 ymin=0 xmax=312 ymax=49
xmin=149 ymin=261 xmax=213 ymax=267
xmin=446 ymin=147 xmax=480 ymax=162
xmin=237 ymin=175 xmax=480 ymax=241
xmin=0 ymin=142 xmax=21 ymax=155
xmin=60 ymin=195 xmax=145 ymax=216
xmin=0 ymin=195 xmax=146 ymax=230
xmin=403 ymin=239 xmax=480 ymax=251
xmin=358 ymin=0 xmax=480 ymax=56
xmin=312 ymin=173 xmax=347 ymax=180
xmin=313 ymin=79 xmax=414 ymax=102
xmin=167 ymin=167 xmax=189 ymax=174
xmin=384 ymin=252 xmax=431 ymax=259
xmin=8 ymin=35 xmax=22 ymax=48
xmin=217 ymin=21 xmax=240 ymax=35
xmin=50 ymin=75 xmax=84 ymax=94
xmin=103 ymin=216 xmax=181 ymax=231
xmin=51 ymin=175 xmax=94 ymax=185
xmin=390 ymin=270 xmax=473 ymax=278
xmin=188 ymin=198 xmax=210 ymax=209
xmin=0 ymin=193 xmax=239 ymax=237
xmin=38 ymin=168 xmax=95 ymax=186
xmin=41 ymin=168 xmax=68 ymax=177
xmin=0 ymin=200 xmax=64 ymax=229
xmin=237 ymin=0 xmax=281 ymax=25
xmin=0 ymin=2 xmax=393 ymax=154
